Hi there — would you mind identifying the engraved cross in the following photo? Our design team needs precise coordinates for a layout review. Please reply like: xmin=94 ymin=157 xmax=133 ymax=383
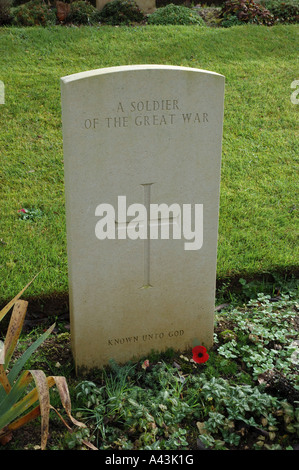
xmin=115 ymin=183 xmax=181 ymax=288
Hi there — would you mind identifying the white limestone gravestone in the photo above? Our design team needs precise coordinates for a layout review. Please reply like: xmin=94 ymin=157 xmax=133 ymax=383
xmin=61 ymin=65 xmax=225 ymax=371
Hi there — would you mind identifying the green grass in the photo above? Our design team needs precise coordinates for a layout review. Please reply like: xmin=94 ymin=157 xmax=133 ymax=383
xmin=0 ymin=24 xmax=298 ymax=302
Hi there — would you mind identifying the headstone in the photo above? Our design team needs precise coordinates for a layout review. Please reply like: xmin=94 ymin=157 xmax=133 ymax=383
xmin=96 ymin=0 xmax=156 ymax=14
xmin=61 ymin=65 xmax=225 ymax=372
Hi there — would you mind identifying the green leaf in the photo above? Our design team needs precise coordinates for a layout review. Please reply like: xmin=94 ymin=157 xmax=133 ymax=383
xmin=8 ymin=324 xmax=55 ymax=384
xmin=0 ymin=371 xmax=33 ymax=429
xmin=0 ymin=324 xmax=55 ymax=403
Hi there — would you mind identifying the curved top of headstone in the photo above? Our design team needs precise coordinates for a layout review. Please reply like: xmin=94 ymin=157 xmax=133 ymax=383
xmin=61 ymin=64 xmax=224 ymax=85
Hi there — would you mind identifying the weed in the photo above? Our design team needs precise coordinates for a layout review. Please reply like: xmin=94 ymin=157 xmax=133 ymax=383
xmin=17 ymin=207 xmax=43 ymax=222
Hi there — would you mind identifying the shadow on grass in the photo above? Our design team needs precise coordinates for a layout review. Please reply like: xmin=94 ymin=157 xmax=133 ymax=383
xmin=0 ymin=267 xmax=298 ymax=333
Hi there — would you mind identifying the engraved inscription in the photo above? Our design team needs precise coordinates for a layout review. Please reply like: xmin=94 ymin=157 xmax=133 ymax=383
xmin=83 ymin=98 xmax=209 ymax=130
xmin=108 ymin=329 xmax=185 ymax=346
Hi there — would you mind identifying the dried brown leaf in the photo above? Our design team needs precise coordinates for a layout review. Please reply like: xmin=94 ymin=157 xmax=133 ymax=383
xmin=82 ymin=439 xmax=98 ymax=450
xmin=0 ymin=364 xmax=11 ymax=393
xmin=4 ymin=300 xmax=28 ymax=368
xmin=0 ymin=432 xmax=13 ymax=446
xmin=29 ymin=370 xmax=50 ymax=450
xmin=52 ymin=376 xmax=86 ymax=428
xmin=0 ymin=274 xmax=38 ymax=323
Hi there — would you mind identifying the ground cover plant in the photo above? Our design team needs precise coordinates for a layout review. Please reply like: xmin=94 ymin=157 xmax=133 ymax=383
xmin=147 ymin=3 xmax=206 ymax=25
xmin=63 ymin=0 xmax=100 ymax=25
xmin=98 ymin=0 xmax=145 ymax=25
xmin=11 ymin=0 xmax=57 ymax=26
xmin=0 ymin=24 xmax=298 ymax=303
xmin=260 ymin=0 xmax=299 ymax=24
xmin=218 ymin=0 xmax=276 ymax=27
xmin=1 ymin=286 xmax=298 ymax=450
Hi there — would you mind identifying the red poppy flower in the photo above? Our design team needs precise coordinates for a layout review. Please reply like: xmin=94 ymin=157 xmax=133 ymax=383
xmin=142 ymin=359 xmax=150 ymax=370
xmin=18 ymin=209 xmax=26 ymax=213
xmin=192 ymin=345 xmax=209 ymax=364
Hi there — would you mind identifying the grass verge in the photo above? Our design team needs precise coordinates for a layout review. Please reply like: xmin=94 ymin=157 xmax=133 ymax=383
xmin=0 ymin=24 xmax=298 ymax=302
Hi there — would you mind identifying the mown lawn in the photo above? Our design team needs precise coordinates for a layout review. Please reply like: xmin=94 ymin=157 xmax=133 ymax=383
xmin=0 ymin=24 xmax=298 ymax=302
